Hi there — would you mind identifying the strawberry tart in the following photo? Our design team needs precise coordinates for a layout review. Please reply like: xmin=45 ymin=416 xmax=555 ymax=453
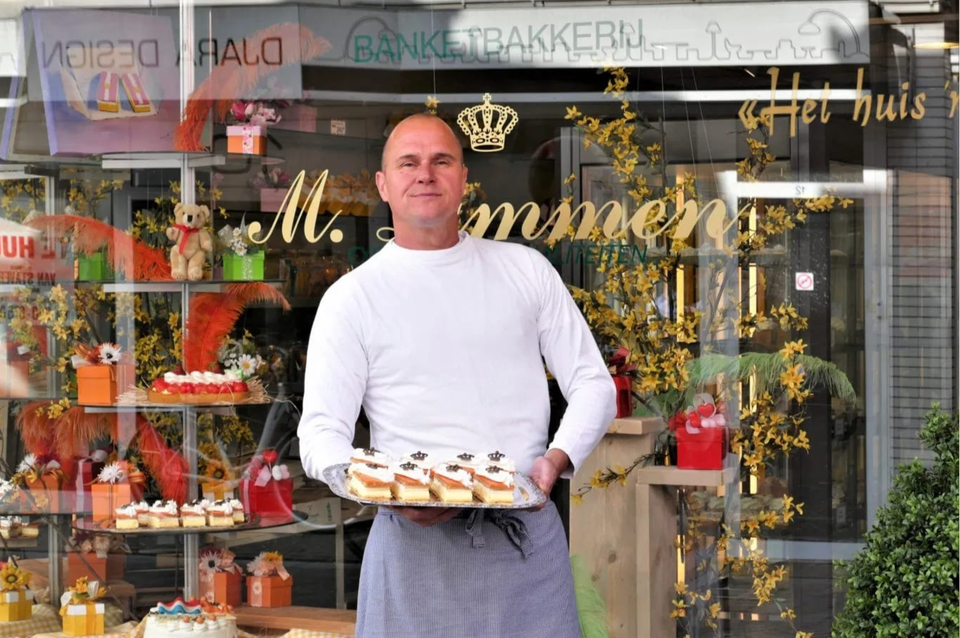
xmin=149 ymin=370 xmax=250 ymax=405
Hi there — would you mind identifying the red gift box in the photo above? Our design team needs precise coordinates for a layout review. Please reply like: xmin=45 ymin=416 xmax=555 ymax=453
xmin=612 ymin=375 xmax=632 ymax=418
xmin=240 ymin=478 xmax=293 ymax=520
xmin=676 ymin=426 xmax=728 ymax=470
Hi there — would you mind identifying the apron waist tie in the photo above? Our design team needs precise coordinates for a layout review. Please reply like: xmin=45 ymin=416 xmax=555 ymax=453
xmin=465 ymin=509 xmax=535 ymax=559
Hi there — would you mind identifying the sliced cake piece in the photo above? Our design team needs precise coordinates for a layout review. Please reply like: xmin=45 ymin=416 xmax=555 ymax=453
xmin=349 ymin=463 xmax=393 ymax=500
xmin=391 ymin=461 xmax=430 ymax=501
xmin=115 ymin=504 xmax=140 ymax=530
xmin=429 ymin=463 xmax=474 ymax=504
xmin=473 ymin=465 xmax=516 ymax=505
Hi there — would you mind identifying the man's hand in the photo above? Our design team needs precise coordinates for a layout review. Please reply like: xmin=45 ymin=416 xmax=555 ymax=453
xmin=528 ymin=449 xmax=570 ymax=511
xmin=390 ymin=506 xmax=461 ymax=527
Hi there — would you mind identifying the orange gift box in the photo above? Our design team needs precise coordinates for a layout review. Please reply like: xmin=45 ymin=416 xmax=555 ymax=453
xmin=91 ymin=483 xmax=134 ymax=522
xmin=227 ymin=126 xmax=266 ymax=155
xmin=24 ymin=474 xmax=67 ymax=513
xmin=201 ymin=570 xmax=242 ymax=607
xmin=247 ymin=575 xmax=292 ymax=607
xmin=65 ymin=552 xmax=126 ymax=584
xmin=0 ymin=360 xmax=30 ymax=398
xmin=77 ymin=364 xmax=135 ymax=406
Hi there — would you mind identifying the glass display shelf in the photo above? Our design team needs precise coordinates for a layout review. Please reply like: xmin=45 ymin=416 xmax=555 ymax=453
xmin=0 ymin=280 xmax=286 ymax=294
xmin=101 ymin=279 xmax=285 ymax=294
xmin=72 ymin=510 xmax=308 ymax=536
xmin=79 ymin=402 xmax=264 ymax=415
xmin=0 ymin=507 xmax=91 ymax=517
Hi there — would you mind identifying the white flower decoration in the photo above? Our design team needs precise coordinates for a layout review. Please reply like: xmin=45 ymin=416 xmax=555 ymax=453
xmin=232 ymin=227 xmax=241 ymax=238
xmin=237 ymin=355 xmax=257 ymax=377
xmin=252 ymin=581 xmax=263 ymax=596
xmin=17 ymin=455 xmax=36 ymax=473
xmin=97 ymin=344 xmax=122 ymax=365
xmin=97 ymin=462 xmax=125 ymax=484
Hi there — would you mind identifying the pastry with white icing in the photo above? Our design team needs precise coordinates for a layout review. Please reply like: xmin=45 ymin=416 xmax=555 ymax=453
xmin=148 ymin=500 xmax=181 ymax=529
xmin=473 ymin=465 xmax=516 ymax=504
xmin=390 ymin=461 xmax=430 ymax=501
xmin=348 ymin=463 xmax=393 ymax=500
xmin=206 ymin=501 xmax=234 ymax=527
xmin=115 ymin=504 xmax=140 ymax=529
xmin=430 ymin=463 xmax=474 ymax=503
xmin=180 ymin=502 xmax=207 ymax=528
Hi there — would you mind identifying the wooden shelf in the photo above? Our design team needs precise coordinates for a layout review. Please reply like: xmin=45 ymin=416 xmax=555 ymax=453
xmin=233 ymin=605 xmax=356 ymax=636
xmin=634 ymin=458 xmax=738 ymax=487
xmin=606 ymin=416 xmax=665 ymax=436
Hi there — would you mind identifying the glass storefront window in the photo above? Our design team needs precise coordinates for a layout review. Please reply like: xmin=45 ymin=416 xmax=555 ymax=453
xmin=0 ymin=1 xmax=956 ymax=636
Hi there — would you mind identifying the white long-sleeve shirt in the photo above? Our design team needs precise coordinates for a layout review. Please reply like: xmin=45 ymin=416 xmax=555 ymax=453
xmin=298 ymin=231 xmax=617 ymax=481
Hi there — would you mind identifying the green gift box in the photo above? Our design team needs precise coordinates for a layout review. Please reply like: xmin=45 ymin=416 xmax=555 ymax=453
xmin=223 ymin=252 xmax=264 ymax=281
xmin=77 ymin=252 xmax=114 ymax=281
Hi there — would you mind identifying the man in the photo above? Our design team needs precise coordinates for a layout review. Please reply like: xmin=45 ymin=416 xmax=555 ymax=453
xmin=298 ymin=113 xmax=616 ymax=638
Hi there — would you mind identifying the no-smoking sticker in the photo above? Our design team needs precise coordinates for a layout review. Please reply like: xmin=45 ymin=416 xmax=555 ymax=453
xmin=795 ymin=272 xmax=814 ymax=291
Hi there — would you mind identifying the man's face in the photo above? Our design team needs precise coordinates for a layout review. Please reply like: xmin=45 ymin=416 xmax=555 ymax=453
xmin=376 ymin=117 xmax=467 ymax=229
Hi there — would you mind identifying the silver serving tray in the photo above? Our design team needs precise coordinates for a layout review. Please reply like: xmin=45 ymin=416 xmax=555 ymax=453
xmin=322 ymin=463 xmax=547 ymax=509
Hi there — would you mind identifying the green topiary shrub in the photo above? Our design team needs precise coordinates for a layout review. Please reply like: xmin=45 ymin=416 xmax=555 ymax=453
xmin=832 ymin=404 xmax=959 ymax=637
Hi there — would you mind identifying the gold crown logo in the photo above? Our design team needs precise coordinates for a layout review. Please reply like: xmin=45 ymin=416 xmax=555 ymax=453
xmin=457 ymin=93 xmax=519 ymax=153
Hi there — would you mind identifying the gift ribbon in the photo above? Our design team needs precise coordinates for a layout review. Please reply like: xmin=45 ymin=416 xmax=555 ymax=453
xmin=683 ymin=393 xmax=728 ymax=434
xmin=253 ymin=465 xmax=290 ymax=488
xmin=172 ymin=224 xmax=200 ymax=255
xmin=249 ymin=559 xmax=290 ymax=580
xmin=242 ymin=127 xmax=256 ymax=154
xmin=24 ymin=468 xmax=65 ymax=490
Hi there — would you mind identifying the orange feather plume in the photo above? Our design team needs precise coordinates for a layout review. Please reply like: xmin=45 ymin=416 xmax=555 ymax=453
xmin=14 ymin=402 xmax=58 ymax=457
xmin=175 ymin=23 xmax=331 ymax=151
xmin=183 ymin=283 xmax=291 ymax=371
xmin=136 ymin=415 xmax=187 ymax=504
xmin=54 ymin=408 xmax=117 ymax=461
xmin=25 ymin=215 xmax=171 ymax=281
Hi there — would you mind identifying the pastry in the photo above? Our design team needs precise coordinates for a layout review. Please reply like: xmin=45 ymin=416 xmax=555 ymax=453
xmin=0 ymin=517 xmax=20 ymax=539
xmin=206 ymin=501 xmax=234 ymax=527
xmin=390 ymin=461 xmax=430 ymax=501
xmin=429 ymin=463 xmax=474 ymax=503
xmin=348 ymin=463 xmax=393 ymax=500
xmin=132 ymin=500 xmax=151 ymax=526
xmin=228 ymin=498 xmax=246 ymax=524
xmin=484 ymin=450 xmax=516 ymax=473
xmin=120 ymin=72 xmax=152 ymax=113
xmin=148 ymin=500 xmax=181 ymax=529
xmin=115 ymin=504 xmax=140 ymax=530
xmin=148 ymin=371 xmax=249 ymax=405
xmin=473 ymin=465 xmax=516 ymax=504
xmin=20 ymin=522 xmax=40 ymax=538
xmin=96 ymin=71 xmax=119 ymax=113
xmin=180 ymin=502 xmax=206 ymax=528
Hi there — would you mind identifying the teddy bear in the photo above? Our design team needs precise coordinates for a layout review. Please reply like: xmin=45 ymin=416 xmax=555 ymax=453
xmin=166 ymin=202 xmax=213 ymax=281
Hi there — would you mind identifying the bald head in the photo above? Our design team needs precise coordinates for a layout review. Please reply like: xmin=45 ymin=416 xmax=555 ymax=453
xmin=381 ymin=113 xmax=463 ymax=171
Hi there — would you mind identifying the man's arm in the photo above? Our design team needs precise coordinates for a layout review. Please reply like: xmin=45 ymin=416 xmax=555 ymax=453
xmin=297 ymin=284 xmax=368 ymax=483
xmin=533 ymin=252 xmax=617 ymax=479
